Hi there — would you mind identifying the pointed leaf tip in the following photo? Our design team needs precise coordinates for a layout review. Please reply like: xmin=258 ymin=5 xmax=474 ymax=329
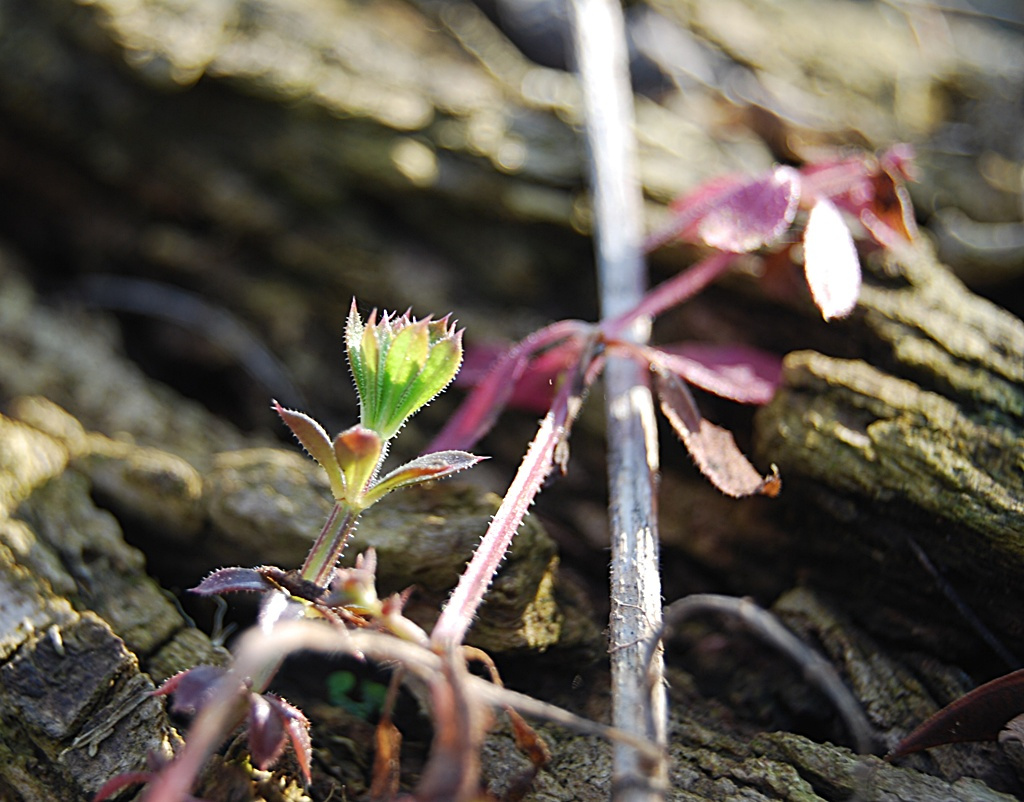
xmin=365 ymin=450 xmax=484 ymax=505
xmin=889 ymin=668 xmax=1024 ymax=759
xmin=267 ymin=694 xmax=313 ymax=785
xmin=274 ymin=401 xmax=346 ymax=499
xmin=153 ymin=665 xmax=231 ymax=716
xmin=655 ymin=369 xmax=780 ymax=498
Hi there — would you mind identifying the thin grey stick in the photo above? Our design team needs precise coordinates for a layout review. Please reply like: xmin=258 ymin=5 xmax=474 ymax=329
xmin=568 ymin=0 xmax=667 ymax=798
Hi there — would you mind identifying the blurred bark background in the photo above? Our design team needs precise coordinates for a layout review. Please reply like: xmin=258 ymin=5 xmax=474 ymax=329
xmin=0 ymin=0 xmax=1023 ymax=800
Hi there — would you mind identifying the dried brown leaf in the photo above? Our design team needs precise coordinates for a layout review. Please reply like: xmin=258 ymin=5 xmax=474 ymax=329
xmin=370 ymin=716 xmax=403 ymax=801
xmin=655 ymin=368 xmax=780 ymax=498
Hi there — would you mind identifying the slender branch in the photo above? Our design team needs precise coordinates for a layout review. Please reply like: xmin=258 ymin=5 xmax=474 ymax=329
xmin=568 ymin=0 xmax=667 ymax=798
xmin=664 ymin=594 xmax=876 ymax=755
xmin=602 ymin=251 xmax=734 ymax=337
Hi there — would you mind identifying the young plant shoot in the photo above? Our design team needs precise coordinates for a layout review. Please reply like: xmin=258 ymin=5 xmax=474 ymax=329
xmin=101 ymin=303 xmax=482 ymax=801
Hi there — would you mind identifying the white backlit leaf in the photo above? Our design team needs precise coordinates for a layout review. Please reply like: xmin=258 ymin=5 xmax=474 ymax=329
xmin=803 ymin=199 xmax=861 ymax=320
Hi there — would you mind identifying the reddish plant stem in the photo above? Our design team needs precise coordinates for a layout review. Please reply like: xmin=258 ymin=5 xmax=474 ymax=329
xmin=431 ymin=403 xmax=564 ymax=649
xmin=603 ymin=251 xmax=733 ymax=337
xmin=431 ymin=328 xmax=600 ymax=649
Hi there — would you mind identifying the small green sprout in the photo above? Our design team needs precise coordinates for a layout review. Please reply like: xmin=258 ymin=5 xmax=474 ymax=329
xmin=345 ymin=300 xmax=463 ymax=441
xmin=271 ymin=302 xmax=481 ymax=587
xmin=327 ymin=670 xmax=389 ymax=719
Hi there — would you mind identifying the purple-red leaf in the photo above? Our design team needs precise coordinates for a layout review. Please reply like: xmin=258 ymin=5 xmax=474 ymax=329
xmin=655 ymin=368 xmax=781 ymax=498
xmin=644 ymin=343 xmax=781 ymax=405
xmin=153 ymin=665 xmax=230 ymax=716
xmin=248 ymin=694 xmax=287 ymax=771
xmin=274 ymin=401 xmax=345 ymax=499
xmin=647 ymin=167 xmax=800 ymax=253
xmin=430 ymin=320 xmax=591 ymax=452
xmin=266 ymin=694 xmax=313 ymax=785
xmin=696 ymin=166 xmax=800 ymax=252
xmin=802 ymin=198 xmax=861 ymax=320
xmin=458 ymin=341 xmax=584 ymax=414
xmin=889 ymin=668 xmax=1024 ymax=759
xmin=799 ymin=146 xmax=918 ymax=248
xmin=192 ymin=566 xmax=275 ymax=596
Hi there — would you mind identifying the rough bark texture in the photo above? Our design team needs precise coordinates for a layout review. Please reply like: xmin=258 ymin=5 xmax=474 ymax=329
xmin=0 ymin=0 xmax=1022 ymax=800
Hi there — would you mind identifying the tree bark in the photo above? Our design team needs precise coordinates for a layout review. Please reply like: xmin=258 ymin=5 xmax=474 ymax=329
xmin=0 ymin=0 xmax=1022 ymax=800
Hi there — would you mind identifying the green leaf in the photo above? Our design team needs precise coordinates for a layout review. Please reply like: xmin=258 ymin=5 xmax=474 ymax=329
xmin=389 ymin=333 xmax=462 ymax=434
xmin=345 ymin=304 xmax=464 ymax=441
xmin=346 ymin=302 xmax=374 ymax=419
xmin=363 ymin=450 xmax=483 ymax=506
xmin=376 ymin=319 xmax=431 ymax=436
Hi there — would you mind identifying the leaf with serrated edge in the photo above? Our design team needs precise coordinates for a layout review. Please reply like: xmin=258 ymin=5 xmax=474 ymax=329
xmin=273 ymin=401 xmax=345 ymax=499
xmin=346 ymin=303 xmax=374 ymax=414
xmin=192 ymin=567 xmax=275 ymax=596
xmin=364 ymin=451 xmax=484 ymax=506
xmin=803 ymin=198 xmax=861 ymax=320
xmin=377 ymin=319 xmax=431 ymax=432
xmin=267 ymin=694 xmax=313 ymax=785
xmin=393 ymin=335 xmax=462 ymax=433
xmin=655 ymin=368 xmax=779 ymax=498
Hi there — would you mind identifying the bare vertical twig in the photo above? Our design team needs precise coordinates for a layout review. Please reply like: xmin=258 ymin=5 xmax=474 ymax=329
xmin=568 ymin=0 xmax=668 ymax=798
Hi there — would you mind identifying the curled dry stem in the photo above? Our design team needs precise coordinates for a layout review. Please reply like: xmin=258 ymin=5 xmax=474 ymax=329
xmin=663 ymin=594 xmax=875 ymax=755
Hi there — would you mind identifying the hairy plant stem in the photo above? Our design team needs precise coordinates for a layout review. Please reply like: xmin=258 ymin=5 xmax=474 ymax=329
xmin=431 ymin=328 xmax=598 ymax=649
xmin=431 ymin=407 xmax=563 ymax=648
xmin=300 ymin=500 xmax=360 ymax=587
xmin=569 ymin=0 xmax=668 ymax=798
